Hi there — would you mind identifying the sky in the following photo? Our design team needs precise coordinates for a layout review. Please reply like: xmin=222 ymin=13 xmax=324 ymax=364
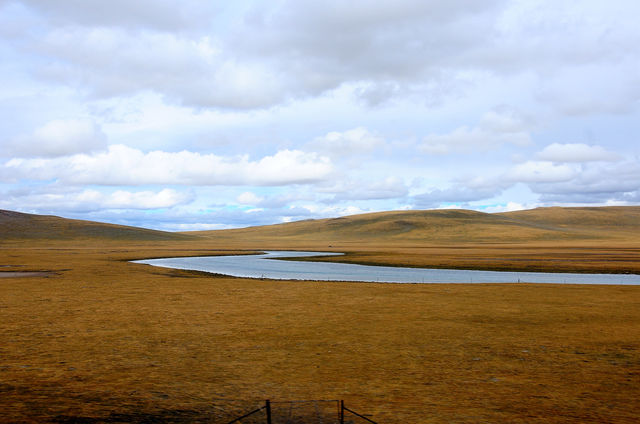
xmin=1 ymin=0 xmax=639 ymax=231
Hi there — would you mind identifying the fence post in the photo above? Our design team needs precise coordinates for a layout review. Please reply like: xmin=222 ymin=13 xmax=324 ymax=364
xmin=266 ymin=399 xmax=272 ymax=424
xmin=340 ymin=400 xmax=344 ymax=424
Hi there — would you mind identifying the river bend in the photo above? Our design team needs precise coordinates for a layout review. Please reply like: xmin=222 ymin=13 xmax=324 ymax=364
xmin=133 ymin=251 xmax=640 ymax=285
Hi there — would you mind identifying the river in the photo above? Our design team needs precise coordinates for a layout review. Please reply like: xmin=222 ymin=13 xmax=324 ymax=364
xmin=133 ymin=251 xmax=640 ymax=285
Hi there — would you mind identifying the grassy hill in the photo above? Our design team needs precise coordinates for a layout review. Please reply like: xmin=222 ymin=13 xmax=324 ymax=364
xmin=0 ymin=209 xmax=193 ymax=241
xmin=3 ymin=206 xmax=638 ymax=244
xmin=190 ymin=206 xmax=640 ymax=245
xmin=2 ymin=206 xmax=638 ymax=273
xmin=184 ymin=206 xmax=640 ymax=273
xmin=499 ymin=206 xmax=640 ymax=233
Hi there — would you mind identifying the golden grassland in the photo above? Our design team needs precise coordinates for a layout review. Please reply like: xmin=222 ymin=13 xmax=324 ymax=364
xmin=1 ymin=207 xmax=640 ymax=423
xmin=190 ymin=206 xmax=640 ymax=274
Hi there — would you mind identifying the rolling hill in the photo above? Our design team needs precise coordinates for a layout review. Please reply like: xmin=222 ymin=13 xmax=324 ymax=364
xmin=190 ymin=206 xmax=640 ymax=245
xmin=0 ymin=209 xmax=193 ymax=241
xmin=3 ymin=206 xmax=639 ymax=245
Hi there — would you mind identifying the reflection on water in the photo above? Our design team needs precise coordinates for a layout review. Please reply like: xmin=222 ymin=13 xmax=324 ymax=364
xmin=134 ymin=251 xmax=640 ymax=285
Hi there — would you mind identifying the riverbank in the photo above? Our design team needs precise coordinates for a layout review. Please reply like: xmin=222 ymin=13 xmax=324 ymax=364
xmin=136 ymin=250 xmax=640 ymax=284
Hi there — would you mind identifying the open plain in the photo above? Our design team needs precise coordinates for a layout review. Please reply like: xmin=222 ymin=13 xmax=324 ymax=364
xmin=1 ymin=207 xmax=640 ymax=423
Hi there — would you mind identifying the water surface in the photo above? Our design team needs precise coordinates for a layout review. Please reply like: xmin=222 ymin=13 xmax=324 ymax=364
xmin=134 ymin=251 xmax=640 ymax=285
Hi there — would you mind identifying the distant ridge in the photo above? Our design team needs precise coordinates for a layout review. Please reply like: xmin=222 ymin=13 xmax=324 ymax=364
xmin=0 ymin=209 xmax=192 ymax=241
xmin=190 ymin=206 xmax=640 ymax=244
xmin=2 ymin=206 xmax=639 ymax=244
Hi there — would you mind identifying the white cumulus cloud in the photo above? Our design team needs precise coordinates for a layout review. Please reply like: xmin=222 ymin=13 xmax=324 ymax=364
xmin=321 ymin=176 xmax=408 ymax=202
xmin=536 ymin=143 xmax=621 ymax=163
xmin=0 ymin=187 xmax=192 ymax=212
xmin=420 ymin=109 xmax=531 ymax=154
xmin=308 ymin=127 xmax=385 ymax=158
xmin=1 ymin=145 xmax=333 ymax=186
xmin=5 ymin=119 xmax=107 ymax=158
xmin=507 ymin=161 xmax=577 ymax=183
xmin=236 ymin=191 xmax=264 ymax=205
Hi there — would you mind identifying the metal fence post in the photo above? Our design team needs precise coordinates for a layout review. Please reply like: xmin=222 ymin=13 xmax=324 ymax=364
xmin=340 ymin=400 xmax=344 ymax=424
xmin=266 ymin=399 xmax=272 ymax=424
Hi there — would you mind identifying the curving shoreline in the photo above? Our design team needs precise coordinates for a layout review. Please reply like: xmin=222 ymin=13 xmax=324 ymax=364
xmin=134 ymin=250 xmax=640 ymax=285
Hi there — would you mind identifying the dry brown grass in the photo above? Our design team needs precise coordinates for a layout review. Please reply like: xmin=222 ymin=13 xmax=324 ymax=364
xmin=1 ymin=207 xmax=640 ymax=422
xmin=187 ymin=206 xmax=640 ymax=274
xmin=190 ymin=206 xmax=640 ymax=245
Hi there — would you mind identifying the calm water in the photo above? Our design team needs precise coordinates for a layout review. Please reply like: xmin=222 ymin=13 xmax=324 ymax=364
xmin=134 ymin=251 xmax=640 ymax=285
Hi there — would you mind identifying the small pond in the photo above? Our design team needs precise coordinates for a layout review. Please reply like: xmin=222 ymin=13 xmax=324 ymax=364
xmin=134 ymin=251 xmax=640 ymax=285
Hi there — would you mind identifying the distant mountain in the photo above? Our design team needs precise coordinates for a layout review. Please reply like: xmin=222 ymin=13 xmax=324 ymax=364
xmin=0 ymin=210 xmax=192 ymax=241
xmin=189 ymin=206 xmax=640 ymax=245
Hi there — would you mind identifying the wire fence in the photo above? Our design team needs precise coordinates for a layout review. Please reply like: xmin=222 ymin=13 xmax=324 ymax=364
xmin=226 ymin=399 xmax=378 ymax=424
xmin=6 ymin=385 xmax=381 ymax=423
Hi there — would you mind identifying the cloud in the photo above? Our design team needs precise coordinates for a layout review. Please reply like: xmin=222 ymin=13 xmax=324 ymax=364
xmin=412 ymin=184 xmax=505 ymax=208
xmin=536 ymin=143 xmax=621 ymax=163
xmin=410 ymin=152 xmax=638 ymax=209
xmin=0 ymin=187 xmax=192 ymax=213
xmin=409 ymin=172 xmax=518 ymax=209
xmin=85 ymin=202 xmax=369 ymax=231
xmin=421 ymin=127 xmax=504 ymax=154
xmin=482 ymin=202 xmax=529 ymax=213
xmin=1 ymin=1 xmax=639 ymax=230
xmin=307 ymin=127 xmax=385 ymax=158
xmin=321 ymin=177 xmax=408 ymax=202
xmin=507 ymin=161 xmax=577 ymax=183
xmin=32 ymin=27 xmax=286 ymax=109
xmin=236 ymin=191 xmax=264 ymax=205
xmin=535 ymin=62 xmax=640 ymax=116
xmin=533 ymin=162 xmax=640 ymax=194
xmin=4 ymin=119 xmax=107 ymax=158
xmin=1 ymin=145 xmax=333 ymax=186
xmin=479 ymin=108 xmax=531 ymax=133
xmin=420 ymin=109 xmax=531 ymax=154
xmin=232 ymin=0 xmax=506 ymax=105
xmin=124 ymin=207 xmax=311 ymax=231
xmin=354 ymin=81 xmax=402 ymax=106
xmin=6 ymin=1 xmax=508 ymax=109
xmin=14 ymin=0 xmax=218 ymax=32
xmin=235 ymin=176 xmax=409 ymax=209
xmin=100 ymin=188 xmax=192 ymax=209
xmin=7 ymin=0 xmax=638 ymax=114
xmin=506 ymin=158 xmax=640 ymax=205
xmin=298 ymin=203 xmax=366 ymax=218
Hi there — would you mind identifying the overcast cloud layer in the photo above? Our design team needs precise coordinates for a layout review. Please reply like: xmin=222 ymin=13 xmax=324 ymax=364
xmin=1 ymin=0 xmax=639 ymax=230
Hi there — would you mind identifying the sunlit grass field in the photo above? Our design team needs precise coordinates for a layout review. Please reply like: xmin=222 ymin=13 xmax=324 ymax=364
xmin=1 ymin=207 xmax=639 ymax=422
